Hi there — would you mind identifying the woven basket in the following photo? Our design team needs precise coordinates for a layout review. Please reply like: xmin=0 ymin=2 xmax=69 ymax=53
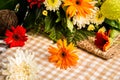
xmin=77 ymin=35 xmax=120 ymax=59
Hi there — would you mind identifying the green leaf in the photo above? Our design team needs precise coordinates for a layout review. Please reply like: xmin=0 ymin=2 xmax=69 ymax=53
xmin=49 ymin=27 xmax=63 ymax=41
xmin=66 ymin=29 xmax=95 ymax=44
xmin=110 ymin=29 xmax=120 ymax=39
xmin=67 ymin=18 xmax=73 ymax=32
xmin=23 ymin=9 xmax=36 ymax=29
xmin=56 ymin=11 xmax=61 ymax=23
xmin=44 ymin=16 xmax=53 ymax=33
xmin=105 ymin=19 xmax=120 ymax=30
xmin=0 ymin=0 xmax=18 ymax=10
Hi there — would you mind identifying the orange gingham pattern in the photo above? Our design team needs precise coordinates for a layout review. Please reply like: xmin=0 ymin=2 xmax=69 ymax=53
xmin=0 ymin=35 xmax=120 ymax=80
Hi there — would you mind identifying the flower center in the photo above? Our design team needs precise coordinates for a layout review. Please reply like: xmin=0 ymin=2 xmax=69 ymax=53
xmin=61 ymin=52 xmax=66 ymax=57
xmin=13 ymin=34 xmax=20 ymax=40
xmin=21 ymin=62 xmax=31 ymax=76
xmin=51 ymin=0 xmax=55 ymax=3
xmin=76 ymin=0 xmax=81 ymax=5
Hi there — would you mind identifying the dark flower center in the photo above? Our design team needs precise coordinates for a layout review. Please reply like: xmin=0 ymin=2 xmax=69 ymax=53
xmin=76 ymin=0 xmax=81 ymax=5
xmin=51 ymin=0 xmax=55 ymax=3
xmin=13 ymin=34 xmax=20 ymax=40
xmin=98 ymin=13 xmax=103 ymax=18
xmin=61 ymin=52 xmax=66 ymax=57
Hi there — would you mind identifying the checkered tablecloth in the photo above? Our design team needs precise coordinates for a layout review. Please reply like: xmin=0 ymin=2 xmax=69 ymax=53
xmin=0 ymin=35 xmax=120 ymax=80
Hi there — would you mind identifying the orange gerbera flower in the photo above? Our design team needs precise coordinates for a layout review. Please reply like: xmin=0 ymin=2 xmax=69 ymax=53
xmin=95 ymin=32 xmax=111 ymax=51
xmin=48 ymin=39 xmax=79 ymax=69
xmin=63 ymin=0 xmax=93 ymax=18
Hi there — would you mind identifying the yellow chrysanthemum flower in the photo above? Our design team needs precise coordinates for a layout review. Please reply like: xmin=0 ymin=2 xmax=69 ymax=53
xmin=93 ymin=10 xmax=105 ymax=25
xmin=44 ymin=0 xmax=62 ymax=12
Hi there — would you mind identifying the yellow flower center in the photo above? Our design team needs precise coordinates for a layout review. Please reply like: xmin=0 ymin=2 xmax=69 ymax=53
xmin=42 ymin=10 xmax=48 ymax=16
xmin=47 ymin=0 xmax=58 ymax=6
xmin=20 ymin=62 xmax=31 ymax=76
xmin=51 ymin=0 xmax=55 ymax=3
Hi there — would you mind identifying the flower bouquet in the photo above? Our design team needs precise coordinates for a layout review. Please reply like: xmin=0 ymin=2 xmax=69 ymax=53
xmin=0 ymin=0 xmax=120 ymax=58
xmin=0 ymin=0 xmax=120 ymax=79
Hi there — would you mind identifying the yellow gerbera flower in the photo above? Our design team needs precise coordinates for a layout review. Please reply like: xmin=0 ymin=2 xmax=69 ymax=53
xmin=48 ymin=39 xmax=79 ymax=69
xmin=63 ymin=0 xmax=93 ymax=18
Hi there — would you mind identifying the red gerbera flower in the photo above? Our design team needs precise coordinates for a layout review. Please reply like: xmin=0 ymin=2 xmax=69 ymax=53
xmin=27 ymin=0 xmax=45 ymax=8
xmin=95 ymin=32 xmax=111 ymax=51
xmin=4 ymin=25 xmax=28 ymax=48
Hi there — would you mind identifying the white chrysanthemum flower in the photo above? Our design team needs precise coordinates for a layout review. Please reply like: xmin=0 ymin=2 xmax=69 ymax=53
xmin=2 ymin=48 xmax=40 ymax=80
xmin=73 ymin=15 xmax=91 ymax=29
xmin=44 ymin=0 xmax=62 ymax=12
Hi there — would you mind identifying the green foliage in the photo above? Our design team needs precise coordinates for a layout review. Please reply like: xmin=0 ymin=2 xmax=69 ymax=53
xmin=110 ymin=29 xmax=120 ymax=39
xmin=0 ymin=0 xmax=18 ymax=10
xmin=66 ymin=29 xmax=95 ymax=45
xmin=67 ymin=17 xmax=73 ymax=32
xmin=105 ymin=19 xmax=120 ymax=30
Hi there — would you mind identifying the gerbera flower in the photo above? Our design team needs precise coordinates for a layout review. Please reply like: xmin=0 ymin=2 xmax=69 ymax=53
xmin=72 ymin=1 xmax=98 ymax=29
xmin=2 ymin=48 xmax=39 ymax=80
xmin=63 ymin=0 xmax=93 ymax=18
xmin=48 ymin=39 xmax=79 ymax=69
xmin=4 ymin=25 xmax=28 ymax=48
xmin=95 ymin=32 xmax=112 ymax=51
xmin=44 ymin=0 xmax=62 ymax=12
xmin=27 ymin=0 xmax=45 ymax=8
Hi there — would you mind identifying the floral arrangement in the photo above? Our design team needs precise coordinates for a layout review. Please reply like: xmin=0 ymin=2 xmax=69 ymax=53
xmin=0 ymin=0 xmax=119 ymax=51
xmin=0 ymin=0 xmax=120 ymax=79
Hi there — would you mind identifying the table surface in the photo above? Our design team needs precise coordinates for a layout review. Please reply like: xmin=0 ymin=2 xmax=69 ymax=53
xmin=0 ymin=35 xmax=120 ymax=80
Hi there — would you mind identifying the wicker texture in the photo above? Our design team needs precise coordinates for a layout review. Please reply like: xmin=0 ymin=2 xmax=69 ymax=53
xmin=77 ymin=35 xmax=120 ymax=59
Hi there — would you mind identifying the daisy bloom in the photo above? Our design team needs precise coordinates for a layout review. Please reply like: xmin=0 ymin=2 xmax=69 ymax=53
xmin=2 ymin=48 xmax=39 ymax=80
xmin=95 ymin=32 xmax=112 ymax=51
xmin=44 ymin=0 xmax=62 ymax=12
xmin=92 ymin=10 xmax=105 ymax=25
xmin=4 ymin=25 xmax=28 ymax=48
xmin=48 ymin=39 xmax=79 ymax=69
xmin=27 ymin=0 xmax=45 ymax=8
xmin=63 ymin=0 xmax=93 ymax=18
